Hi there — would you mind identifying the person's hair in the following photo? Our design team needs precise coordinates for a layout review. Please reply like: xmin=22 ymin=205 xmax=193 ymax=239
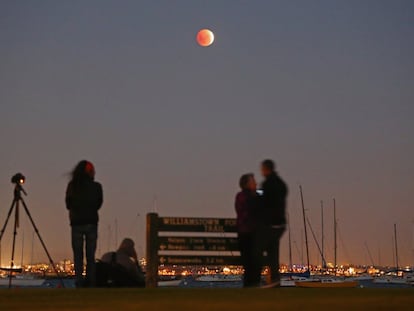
xmin=239 ymin=173 xmax=254 ymax=190
xmin=118 ymin=238 xmax=136 ymax=257
xmin=262 ymin=159 xmax=275 ymax=171
xmin=69 ymin=160 xmax=94 ymax=189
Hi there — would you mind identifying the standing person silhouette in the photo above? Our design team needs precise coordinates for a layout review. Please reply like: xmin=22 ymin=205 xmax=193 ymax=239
xmin=260 ymin=159 xmax=288 ymax=288
xmin=66 ymin=160 xmax=103 ymax=288
xmin=235 ymin=173 xmax=262 ymax=287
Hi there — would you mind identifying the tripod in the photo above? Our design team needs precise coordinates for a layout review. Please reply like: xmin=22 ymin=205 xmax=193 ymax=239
xmin=0 ymin=182 xmax=64 ymax=288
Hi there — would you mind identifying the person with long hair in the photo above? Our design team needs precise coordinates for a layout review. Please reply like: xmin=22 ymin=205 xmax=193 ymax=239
xmin=235 ymin=173 xmax=262 ymax=287
xmin=66 ymin=160 xmax=103 ymax=288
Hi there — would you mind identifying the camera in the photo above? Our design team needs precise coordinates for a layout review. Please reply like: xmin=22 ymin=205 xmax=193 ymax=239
xmin=11 ymin=173 xmax=25 ymax=185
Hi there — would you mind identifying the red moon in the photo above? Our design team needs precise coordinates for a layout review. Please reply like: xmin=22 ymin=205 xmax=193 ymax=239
xmin=196 ymin=29 xmax=214 ymax=47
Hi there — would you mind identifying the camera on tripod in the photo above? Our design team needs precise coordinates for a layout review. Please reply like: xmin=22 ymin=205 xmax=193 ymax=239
xmin=1 ymin=172 xmax=64 ymax=288
xmin=11 ymin=173 xmax=25 ymax=185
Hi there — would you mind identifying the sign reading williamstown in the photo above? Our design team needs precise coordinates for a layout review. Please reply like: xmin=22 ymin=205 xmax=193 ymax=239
xmin=158 ymin=217 xmax=236 ymax=233
xmin=146 ymin=213 xmax=240 ymax=288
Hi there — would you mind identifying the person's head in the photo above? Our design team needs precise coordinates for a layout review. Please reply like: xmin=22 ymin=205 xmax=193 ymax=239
xmin=261 ymin=159 xmax=275 ymax=177
xmin=239 ymin=173 xmax=257 ymax=192
xmin=118 ymin=238 xmax=137 ymax=258
xmin=70 ymin=160 xmax=96 ymax=184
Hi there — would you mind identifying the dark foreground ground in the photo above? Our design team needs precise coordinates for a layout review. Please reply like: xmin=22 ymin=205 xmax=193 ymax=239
xmin=0 ymin=288 xmax=413 ymax=311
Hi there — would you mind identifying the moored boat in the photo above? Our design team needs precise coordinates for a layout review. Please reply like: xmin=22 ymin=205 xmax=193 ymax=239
xmin=296 ymin=279 xmax=358 ymax=288
xmin=281 ymin=276 xmax=310 ymax=287
xmin=0 ymin=276 xmax=45 ymax=287
xmin=195 ymin=274 xmax=242 ymax=282
xmin=373 ymin=276 xmax=409 ymax=285
xmin=158 ymin=279 xmax=183 ymax=287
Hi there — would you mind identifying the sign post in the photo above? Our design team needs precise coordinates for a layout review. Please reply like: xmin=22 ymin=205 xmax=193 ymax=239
xmin=146 ymin=213 xmax=159 ymax=288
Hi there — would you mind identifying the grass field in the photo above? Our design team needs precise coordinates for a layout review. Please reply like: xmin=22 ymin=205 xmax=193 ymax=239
xmin=0 ymin=288 xmax=413 ymax=311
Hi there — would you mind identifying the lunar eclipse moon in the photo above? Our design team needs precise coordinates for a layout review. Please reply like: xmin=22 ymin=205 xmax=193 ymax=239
xmin=196 ymin=29 xmax=214 ymax=47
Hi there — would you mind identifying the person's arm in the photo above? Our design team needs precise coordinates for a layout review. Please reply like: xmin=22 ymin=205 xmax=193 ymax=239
xmin=95 ymin=183 xmax=103 ymax=210
xmin=65 ymin=183 xmax=72 ymax=210
xmin=236 ymin=192 xmax=257 ymax=232
xmin=235 ymin=193 xmax=247 ymax=219
xmin=130 ymin=248 xmax=138 ymax=262
xmin=277 ymin=178 xmax=288 ymax=210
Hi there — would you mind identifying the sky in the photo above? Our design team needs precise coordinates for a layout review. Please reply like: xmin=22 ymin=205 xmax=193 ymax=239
xmin=0 ymin=0 xmax=413 ymax=267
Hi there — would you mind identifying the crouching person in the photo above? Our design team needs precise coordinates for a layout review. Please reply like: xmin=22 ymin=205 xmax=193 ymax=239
xmin=97 ymin=238 xmax=145 ymax=287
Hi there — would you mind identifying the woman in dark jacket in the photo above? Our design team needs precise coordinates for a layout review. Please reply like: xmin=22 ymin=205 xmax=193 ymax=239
xmin=66 ymin=160 xmax=103 ymax=287
xmin=235 ymin=173 xmax=261 ymax=287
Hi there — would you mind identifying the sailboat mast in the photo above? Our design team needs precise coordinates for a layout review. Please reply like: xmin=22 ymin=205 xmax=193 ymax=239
xmin=115 ymin=219 xmax=118 ymax=249
xmin=287 ymin=212 xmax=293 ymax=270
xmin=364 ymin=241 xmax=375 ymax=267
xmin=20 ymin=231 xmax=25 ymax=267
xmin=30 ymin=231 xmax=35 ymax=265
xmin=301 ymin=229 xmax=304 ymax=266
xmin=299 ymin=185 xmax=310 ymax=272
xmin=412 ymin=221 xmax=414 ymax=268
xmin=392 ymin=235 xmax=396 ymax=267
xmin=321 ymin=200 xmax=325 ymax=269
xmin=107 ymin=224 xmax=112 ymax=252
xmin=306 ymin=217 xmax=326 ymax=266
xmin=378 ymin=246 xmax=381 ymax=267
xmin=333 ymin=198 xmax=337 ymax=271
xmin=394 ymin=223 xmax=399 ymax=270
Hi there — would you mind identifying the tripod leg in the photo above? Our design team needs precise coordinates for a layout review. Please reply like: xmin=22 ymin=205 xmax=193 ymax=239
xmin=0 ymin=198 xmax=17 ymax=242
xmin=19 ymin=197 xmax=65 ymax=288
xmin=0 ymin=199 xmax=17 ymax=268
xmin=8 ymin=203 xmax=19 ymax=289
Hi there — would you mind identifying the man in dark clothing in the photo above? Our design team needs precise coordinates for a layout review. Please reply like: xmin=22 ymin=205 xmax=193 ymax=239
xmin=235 ymin=173 xmax=262 ymax=287
xmin=260 ymin=159 xmax=288 ymax=288
xmin=66 ymin=160 xmax=103 ymax=288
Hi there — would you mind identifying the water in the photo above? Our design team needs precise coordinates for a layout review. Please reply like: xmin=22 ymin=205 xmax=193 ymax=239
xmin=179 ymin=277 xmax=414 ymax=289
xmin=3 ymin=277 xmax=412 ymax=289
xmin=42 ymin=279 xmax=77 ymax=288
xmin=180 ymin=277 xmax=243 ymax=288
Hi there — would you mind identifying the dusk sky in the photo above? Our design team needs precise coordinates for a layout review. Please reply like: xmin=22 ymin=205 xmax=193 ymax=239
xmin=0 ymin=0 xmax=413 ymax=267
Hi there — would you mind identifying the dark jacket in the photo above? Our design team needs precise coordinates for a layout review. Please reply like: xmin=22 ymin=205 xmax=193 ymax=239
xmin=235 ymin=190 xmax=260 ymax=233
xmin=261 ymin=172 xmax=288 ymax=226
xmin=101 ymin=251 xmax=145 ymax=286
xmin=65 ymin=179 xmax=103 ymax=226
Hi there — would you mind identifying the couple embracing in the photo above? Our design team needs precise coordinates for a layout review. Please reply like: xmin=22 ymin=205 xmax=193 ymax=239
xmin=235 ymin=159 xmax=288 ymax=288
